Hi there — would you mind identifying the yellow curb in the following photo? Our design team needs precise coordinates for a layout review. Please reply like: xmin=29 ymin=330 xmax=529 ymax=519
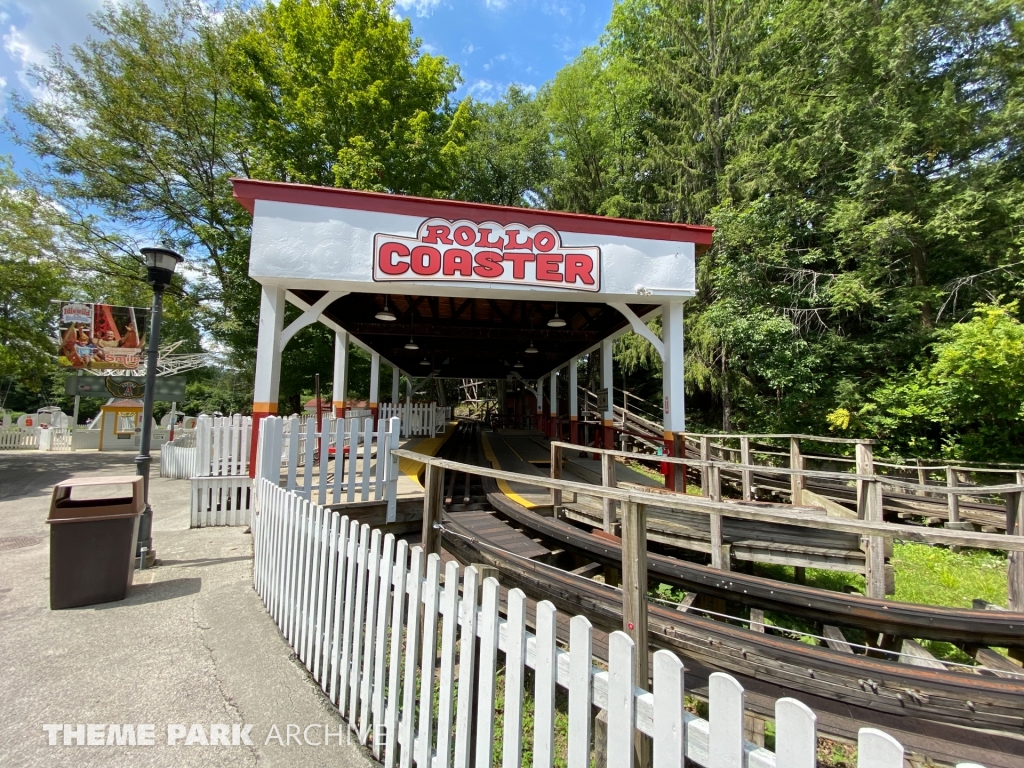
xmin=481 ymin=431 xmax=537 ymax=509
xmin=399 ymin=423 xmax=459 ymax=487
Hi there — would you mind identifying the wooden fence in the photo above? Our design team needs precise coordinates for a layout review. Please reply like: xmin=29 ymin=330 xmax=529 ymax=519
xmin=255 ymin=415 xmax=401 ymax=519
xmin=252 ymin=477 xmax=986 ymax=768
xmin=408 ymin=447 xmax=1024 ymax=613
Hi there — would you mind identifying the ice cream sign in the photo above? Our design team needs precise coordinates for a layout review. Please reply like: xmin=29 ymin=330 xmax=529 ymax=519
xmin=373 ymin=218 xmax=601 ymax=292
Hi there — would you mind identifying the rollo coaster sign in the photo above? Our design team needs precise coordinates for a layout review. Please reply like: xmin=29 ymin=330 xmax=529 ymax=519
xmin=373 ymin=218 xmax=601 ymax=292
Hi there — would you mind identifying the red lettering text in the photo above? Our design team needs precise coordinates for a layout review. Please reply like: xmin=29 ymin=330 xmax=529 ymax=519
xmin=453 ymin=226 xmax=476 ymax=246
xmin=411 ymin=245 xmax=442 ymax=275
xmin=534 ymin=231 xmax=556 ymax=252
xmin=473 ymin=250 xmax=503 ymax=278
xmin=443 ymin=248 xmax=473 ymax=277
xmin=564 ymin=253 xmax=595 ymax=285
xmin=378 ymin=242 xmax=410 ymax=275
xmin=536 ymin=253 xmax=563 ymax=282
xmin=476 ymin=228 xmax=505 ymax=249
xmin=422 ymin=224 xmax=453 ymax=245
xmin=503 ymin=251 xmax=535 ymax=279
xmin=505 ymin=229 xmax=533 ymax=251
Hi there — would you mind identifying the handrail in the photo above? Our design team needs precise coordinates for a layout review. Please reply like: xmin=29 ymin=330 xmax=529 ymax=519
xmin=550 ymin=441 xmax=1024 ymax=497
xmin=392 ymin=448 xmax=1024 ymax=551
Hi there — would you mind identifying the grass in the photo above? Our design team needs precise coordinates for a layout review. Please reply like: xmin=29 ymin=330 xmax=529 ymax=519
xmin=624 ymin=458 xmax=705 ymax=495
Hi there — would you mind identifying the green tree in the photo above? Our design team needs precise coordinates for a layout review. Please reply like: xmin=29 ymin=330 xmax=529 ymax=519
xmin=0 ymin=159 xmax=68 ymax=386
xmin=231 ymin=0 xmax=469 ymax=195
xmin=843 ymin=302 xmax=1024 ymax=461
xmin=453 ymin=85 xmax=551 ymax=207
xmin=14 ymin=0 xmax=469 ymax=412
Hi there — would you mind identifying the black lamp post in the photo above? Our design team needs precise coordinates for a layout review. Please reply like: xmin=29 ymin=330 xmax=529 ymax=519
xmin=135 ymin=245 xmax=183 ymax=566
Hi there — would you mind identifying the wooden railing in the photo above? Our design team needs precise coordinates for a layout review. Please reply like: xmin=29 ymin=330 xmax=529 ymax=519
xmin=404 ymin=447 xmax=1024 ymax=611
xmin=252 ymin=477 xmax=982 ymax=768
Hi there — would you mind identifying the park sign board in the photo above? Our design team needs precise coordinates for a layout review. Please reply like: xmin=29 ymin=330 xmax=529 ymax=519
xmin=57 ymin=301 xmax=149 ymax=371
xmin=373 ymin=218 xmax=601 ymax=292
xmin=65 ymin=375 xmax=186 ymax=402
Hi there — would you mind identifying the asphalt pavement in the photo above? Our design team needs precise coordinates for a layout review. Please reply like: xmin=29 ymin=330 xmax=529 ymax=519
xmin=0 ymin=448 xmax=378 ymax=768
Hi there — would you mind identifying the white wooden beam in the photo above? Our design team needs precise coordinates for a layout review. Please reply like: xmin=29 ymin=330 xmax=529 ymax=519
xmin=280 ymin=290 xmax=346 ymax=349
xmin=609 ymin=302 xmax=665 ymax=360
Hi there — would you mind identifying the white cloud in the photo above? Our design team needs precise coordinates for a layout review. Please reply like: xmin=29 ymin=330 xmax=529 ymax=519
xmin=484 ymin=0 xmax=508 ymax=10
xmin=3 ymin=24 xmax=50 ymax=100
xmin=394 ymin=0 xmax=442 ymax=18
xmin=467 ymin=79 xmax=496 ymax=99
xmin=463 ymin=43 xmax=475 ymax=54
xmin=464 ymin=79 xmax=537 ymax=103
xmin=542 ymin=1 xmax=571 ymax=17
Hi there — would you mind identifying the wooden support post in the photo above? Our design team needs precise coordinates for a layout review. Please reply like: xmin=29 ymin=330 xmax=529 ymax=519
xmin=740 ymin=436 xmax=752 ymax=501
xmin=855 ymin=441 xmax=875 ymax=519
xmin=601 ymin=452 xmax=617 ymax=535
xmin=947 ymin=468 xmax=960 ymax=524
xmin=550 ymin=442 xmax=562 ymax=517
xmin=864 ymin=478 xmax=887 ymax=600
xmin=709 ymin=464 xmax=728 ymax=571
xmin=789 ymin=436 xmax=804 ymax=506
xmin=1007 ymin=479 xmax=1024 ymax=613
xmin=749 ymin=608 xmax=765 ymax=632
xmin=915 ymin=459 xmax=927 ymax=496
xmin=744 ymin=715 xmax=766 ymax=748
xmin=422 ymin=461 xmax=444 ymax=556
xmin=593 ymin=709 xmax=608 ymax=768
xmin=699 ymin=435 xmax=710 ymax=497
xmin=620 ymin=500 xmax=649 ymax=768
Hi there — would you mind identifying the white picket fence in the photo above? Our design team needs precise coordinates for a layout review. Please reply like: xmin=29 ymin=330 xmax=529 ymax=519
xmin=252 ymin=479 xmax=980 ymax=768
xmin=191 ymin=476 xmax=253 ymax=527
xmin=161 ymin=441 xmax=198 ymax=480
xmin=195 ymin=414 xmax=251 ymax=476
xmin=0 ymin=426 xmax=39 ymax=450
xmin=161 ymin=417 xmax=248 ymax=481
xmin=380 ymin=402 xmax=450 ymax=438
xmin=255 ymin=415 xmax=401 ymax=517
xmin=38 ymin=427 xmax=72 ymax=451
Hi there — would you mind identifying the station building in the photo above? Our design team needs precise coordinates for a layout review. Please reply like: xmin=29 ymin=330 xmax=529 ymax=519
xmin=231 ymin=179 xmax=713 ymax=489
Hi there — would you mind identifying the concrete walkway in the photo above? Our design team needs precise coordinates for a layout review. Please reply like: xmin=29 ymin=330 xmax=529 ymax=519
xmin=0 ymin=449 xmax=377 ymax=768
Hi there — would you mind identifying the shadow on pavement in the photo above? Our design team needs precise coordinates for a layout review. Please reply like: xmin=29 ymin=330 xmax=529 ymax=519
xmin=0 ymin=451 xmax=143 ymax=502
xmin=89 ymin=577 xmax=203 ymax=609
xmin=159 ymin=555 xmax=251 ymax=568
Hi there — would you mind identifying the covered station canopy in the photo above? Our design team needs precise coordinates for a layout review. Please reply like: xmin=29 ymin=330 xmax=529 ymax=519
xmin=233 ymin=178 xmax=713 ymax=482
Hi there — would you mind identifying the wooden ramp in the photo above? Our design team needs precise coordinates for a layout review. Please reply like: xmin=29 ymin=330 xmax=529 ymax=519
xmin=443 ymin=508 xmax=550 ymax=560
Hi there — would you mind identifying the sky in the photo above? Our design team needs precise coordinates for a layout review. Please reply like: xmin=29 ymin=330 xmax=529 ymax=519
xmin=0 ymin=0 xmax=614 ymax=174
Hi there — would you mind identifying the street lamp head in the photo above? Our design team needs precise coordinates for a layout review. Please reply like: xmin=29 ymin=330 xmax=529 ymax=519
xmin=141 ymin=246 xmax=183 ymax=289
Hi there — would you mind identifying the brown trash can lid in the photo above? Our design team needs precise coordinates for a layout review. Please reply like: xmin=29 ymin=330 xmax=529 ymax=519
xmin=48 ymin=475 xmax=144 ymax=523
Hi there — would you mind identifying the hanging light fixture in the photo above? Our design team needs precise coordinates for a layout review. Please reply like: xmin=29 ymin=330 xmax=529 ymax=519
xmin=404 ymin=337 xmax=419 ymax=350
xmin=375 ymin=295 xmax=397 ymax=322
xmin=547 ymin=303 xmax=566 ymax=328
xmin=513 ymin=360 xmax=524 ymax=368
xmin=525 ymin=340 xmax=538 ymax=354
xmin=419 ymin=357 xmax=431 ymax=366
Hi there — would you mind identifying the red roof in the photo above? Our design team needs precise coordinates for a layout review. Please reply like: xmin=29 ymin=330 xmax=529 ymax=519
xmin=231 ymin=179 xmax=714 ymax=254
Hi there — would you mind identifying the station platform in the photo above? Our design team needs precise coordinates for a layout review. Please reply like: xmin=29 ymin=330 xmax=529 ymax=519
xmin=480 ymin=428 xmax=663 ymax=509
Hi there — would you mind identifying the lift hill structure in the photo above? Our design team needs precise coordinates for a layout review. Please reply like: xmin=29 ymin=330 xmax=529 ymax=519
xmin=233 ymin=178 xmax=713 ymax=486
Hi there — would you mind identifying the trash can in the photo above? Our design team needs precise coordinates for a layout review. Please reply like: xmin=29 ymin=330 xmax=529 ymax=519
xmin=47 ymin=476 xmax=144 ymax=610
